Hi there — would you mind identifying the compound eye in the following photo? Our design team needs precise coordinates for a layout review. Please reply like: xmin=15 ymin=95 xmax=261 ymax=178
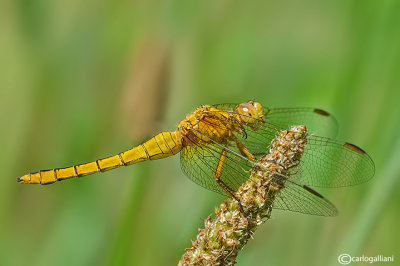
xmin=236 ymin=103 xmax=256 ymax=123
xmin=237 ymin=103 xmax=252 ymax=114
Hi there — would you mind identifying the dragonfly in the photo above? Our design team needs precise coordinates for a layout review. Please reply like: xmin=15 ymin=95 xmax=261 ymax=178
xmin=18 ymin=101 xmax=375 ymax=216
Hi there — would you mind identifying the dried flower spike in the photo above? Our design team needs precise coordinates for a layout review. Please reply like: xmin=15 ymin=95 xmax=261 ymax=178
xmin=179 ymin=126 xmax=308 ymax=266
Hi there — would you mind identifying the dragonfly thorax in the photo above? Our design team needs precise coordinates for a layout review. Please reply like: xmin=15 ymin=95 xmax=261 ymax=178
xmin=178 ymin=101 xmax=265 ymax=146
xmin=178 ymin=105 xmax=238 ymax=146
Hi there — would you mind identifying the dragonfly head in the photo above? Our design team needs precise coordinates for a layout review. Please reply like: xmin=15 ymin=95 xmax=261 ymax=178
xmin=236 ymin=101 xmax=265 ymax=130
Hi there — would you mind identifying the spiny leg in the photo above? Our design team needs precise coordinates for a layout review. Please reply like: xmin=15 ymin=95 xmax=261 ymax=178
xmin=232 ymin=134 xmax=288 ymax=169
xmin=215 ymin=148 xmax=248 ymax=218
xmin=231 ymin=134 xmax=256 ymax=161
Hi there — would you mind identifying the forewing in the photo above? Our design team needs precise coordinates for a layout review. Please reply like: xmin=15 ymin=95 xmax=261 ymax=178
xmin=212 ymin=104 xmax=338 ymax=138
xmin=210 ymin=104 xmax=339 ymax=156
xmin=265 ymin=107 xmax=338 ymax=138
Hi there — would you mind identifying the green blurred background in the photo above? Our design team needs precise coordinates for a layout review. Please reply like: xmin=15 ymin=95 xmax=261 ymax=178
xmin=1 ymin=0 xmax=399 ymax=265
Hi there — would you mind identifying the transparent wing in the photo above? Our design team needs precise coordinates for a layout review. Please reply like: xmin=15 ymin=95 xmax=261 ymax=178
xmin=180 ymin=131 xmax=253 ymax=194
xmin=273 ymin=179 xmax=338 ymax=216
xmin=265 ymin=107 xmax=338 ymax=138
xmin=288 ymin=136 xmax=375 ymax=187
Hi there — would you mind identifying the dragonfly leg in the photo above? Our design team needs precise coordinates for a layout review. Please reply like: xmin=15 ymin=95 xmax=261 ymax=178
xmin=231 ymin=135 xmax=256 ymax=161
xmin=215 ymin=148 xmax=249 ymax=218
xmin=232 ymin=135 xmax=292 ymax=170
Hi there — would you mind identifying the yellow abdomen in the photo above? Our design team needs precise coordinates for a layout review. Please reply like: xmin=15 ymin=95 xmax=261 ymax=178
xmin=18 ymin=131 xmax=183 ymax=184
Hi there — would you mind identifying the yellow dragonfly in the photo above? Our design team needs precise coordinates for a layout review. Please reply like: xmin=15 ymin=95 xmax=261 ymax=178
xmin=18 ymin=101 xmax=375 ymax=216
